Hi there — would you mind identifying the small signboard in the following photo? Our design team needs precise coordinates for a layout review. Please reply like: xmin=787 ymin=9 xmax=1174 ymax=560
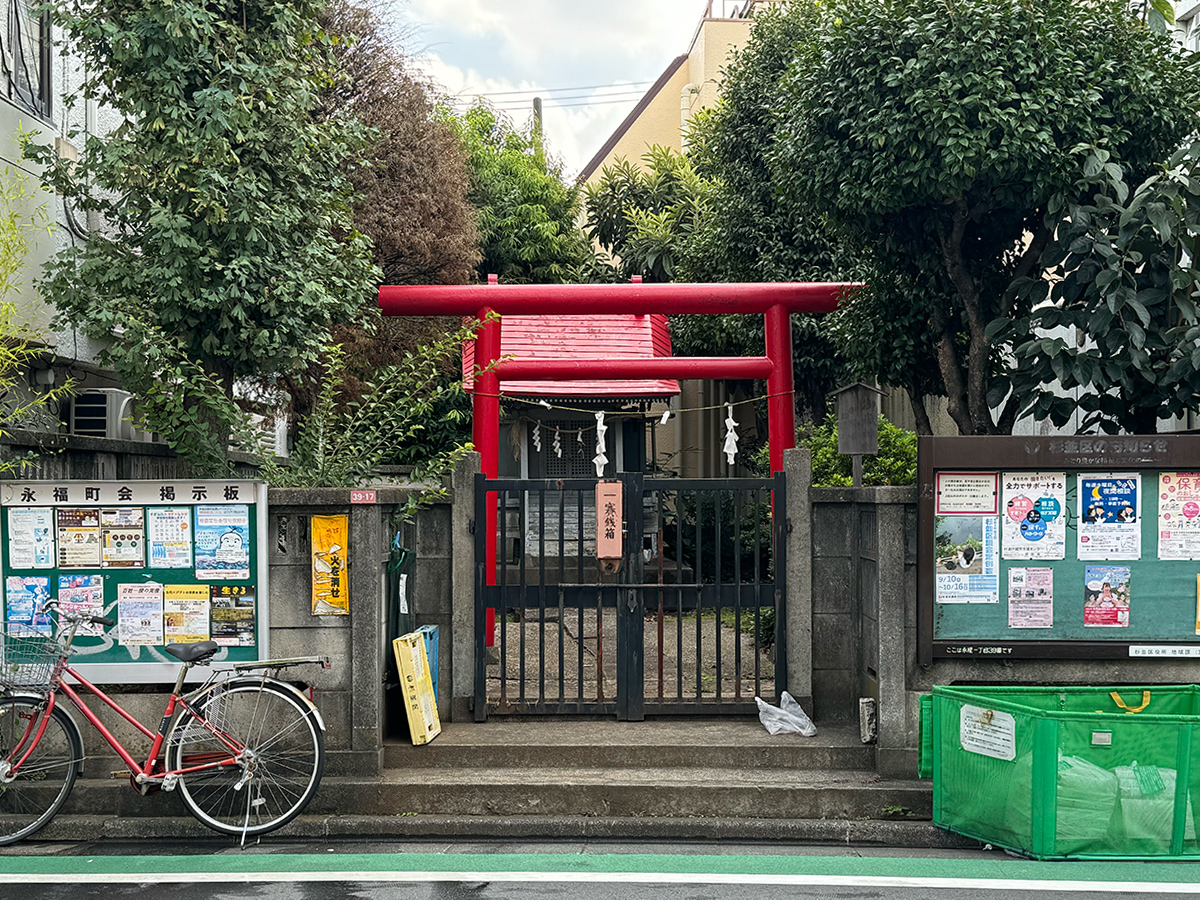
xmin=595 ymin=481 xmax=623 ymax=573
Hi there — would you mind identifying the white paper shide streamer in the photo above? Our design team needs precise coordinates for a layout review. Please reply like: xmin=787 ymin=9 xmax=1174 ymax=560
xmin=723 ymin=403 xmax=739 ymax=466
xmin=532 ymin=422 xmax=541 ymax=453
xmin=553 ymin=427 xmax=562 ymax=458
xmin=593 ymin=412 xmax=608 ymax=477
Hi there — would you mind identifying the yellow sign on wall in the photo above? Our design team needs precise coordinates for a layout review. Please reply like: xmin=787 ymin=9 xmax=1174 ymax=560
xmin=311 ymin=515 xmax=349 ymax=616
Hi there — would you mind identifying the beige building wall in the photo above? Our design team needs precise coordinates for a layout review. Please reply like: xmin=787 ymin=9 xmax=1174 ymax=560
xmin=579 ymin=13 xmax=758 ymax=185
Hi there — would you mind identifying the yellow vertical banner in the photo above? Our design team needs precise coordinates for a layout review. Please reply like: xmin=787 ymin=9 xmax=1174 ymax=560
xmin=311 ymin=515 xmax=349 ymax=616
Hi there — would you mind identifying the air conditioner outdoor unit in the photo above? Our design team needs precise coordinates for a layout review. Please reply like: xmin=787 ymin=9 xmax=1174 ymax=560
xmin=70 ymin=389 xmax=155 ymax=442
xmin=240 ymin=412 xmax=289 ymax=458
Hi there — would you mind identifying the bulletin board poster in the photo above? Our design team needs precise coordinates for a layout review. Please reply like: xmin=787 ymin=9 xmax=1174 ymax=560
xmin=919 ymin=435 xmax=1200 ymax=662
xmin=311 ymin=514 xmax=349 ymax=616
xmin=0 ymin=480 xmax=268 ymax=682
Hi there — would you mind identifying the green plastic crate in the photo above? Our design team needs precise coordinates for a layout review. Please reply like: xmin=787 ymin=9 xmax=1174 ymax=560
xmin=930 ymin=684 xmax=1200 ymax=860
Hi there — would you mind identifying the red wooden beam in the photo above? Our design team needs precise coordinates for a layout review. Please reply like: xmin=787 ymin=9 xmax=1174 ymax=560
xmin=379 ymin=281 xmax=856 ymax=317
xmin=494 ymin=356 xmax=774 ymax=381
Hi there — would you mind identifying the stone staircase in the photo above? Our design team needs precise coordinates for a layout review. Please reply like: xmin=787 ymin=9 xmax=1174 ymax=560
xmin=28 ymin=718 xmax=961 ymax=846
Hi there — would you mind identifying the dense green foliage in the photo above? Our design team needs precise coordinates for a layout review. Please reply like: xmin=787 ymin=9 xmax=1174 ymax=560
xmin=451 ymin=105 xmax=595 ymax=284
xmin=0 ymin=164 xmax=74 ymax=468
xmin=1007 ymin=141 xmax=1200 ymax=434
xmin=772 ymin=415 xmax=912 ymax=487
xmin=258 ymin=318 xmax=482 ymax=489
xmin=774 ymin=0 xmax=1200 ymax=434
xmin=27 ymin=0 xmax=378 ymax=473
xmin=798 ymin=416 xmax=917 ymax=488
xmin=322 ymin=0 xmax=478 ymax=287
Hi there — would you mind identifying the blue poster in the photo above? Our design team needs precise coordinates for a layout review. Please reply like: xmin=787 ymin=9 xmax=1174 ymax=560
xmin=4 ymin=575 xmax=52 ymax=634
xmin=1078 ymin=473 xmax=1141 ymax=560
xmin=194 ymin=505 xmax=250 ymax=580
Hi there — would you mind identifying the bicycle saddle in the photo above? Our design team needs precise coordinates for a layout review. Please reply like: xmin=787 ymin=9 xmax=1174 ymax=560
xmin=164 ymin=641 xmax=220 ymax=662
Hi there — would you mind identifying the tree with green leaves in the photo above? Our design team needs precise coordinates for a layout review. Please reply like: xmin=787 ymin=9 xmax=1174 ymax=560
xmin=0 ymin=165 xmax=74 ymax=468
xmin=450 ymin=105 xmax=596 ymax=284
xmin=27 ymin=0 xmax=378 ymax=473
xmin=773 ymin=0 xmax=1200 ymax=434
xmin=1006 ymin=142 xmax=1200 ymax=434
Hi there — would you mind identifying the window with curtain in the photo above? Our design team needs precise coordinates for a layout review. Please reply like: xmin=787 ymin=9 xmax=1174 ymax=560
xmin=3 ymin=0 xmax=50 ymax=118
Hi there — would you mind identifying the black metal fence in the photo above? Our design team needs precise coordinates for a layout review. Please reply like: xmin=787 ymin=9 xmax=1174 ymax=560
xmin=474 ymin=473 xmax=786 ymax=719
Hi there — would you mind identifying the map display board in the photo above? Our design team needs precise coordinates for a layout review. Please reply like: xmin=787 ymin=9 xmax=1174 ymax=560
xmin=918 ymin=436 xmax=1200 ymax=662
xmin=1 ymin=480 xmax=268 ymax=682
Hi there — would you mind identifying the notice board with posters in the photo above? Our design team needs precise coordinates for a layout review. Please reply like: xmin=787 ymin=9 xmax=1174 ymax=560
xmin=918 ymin=435 xmax=1200 ymax=664
xmin=0 ymin=479 xmax=268 ymax=682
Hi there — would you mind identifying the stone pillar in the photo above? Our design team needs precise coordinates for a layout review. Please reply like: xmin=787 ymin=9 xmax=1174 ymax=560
xmin=349 ymin=500 xmax=384 ymax=768
xmin=876 ymin=492 xmax=915 ymax=777
xmin=783 ymin=446 xmax=813 ymax=709
xmin=450 ymin=452 xmax=482 ymax=721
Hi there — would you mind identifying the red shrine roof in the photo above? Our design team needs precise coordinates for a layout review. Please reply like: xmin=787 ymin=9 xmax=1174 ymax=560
xmin=462 ymin=314 xmax=679 ymax=398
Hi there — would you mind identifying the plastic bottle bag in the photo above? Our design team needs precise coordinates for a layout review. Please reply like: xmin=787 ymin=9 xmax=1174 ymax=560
xmin=755 ymin=691 xmax=817 ymax=736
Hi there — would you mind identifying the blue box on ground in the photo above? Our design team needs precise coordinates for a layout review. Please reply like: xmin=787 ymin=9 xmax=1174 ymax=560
xmin=416 ymin=624 xmax=438 ymax=703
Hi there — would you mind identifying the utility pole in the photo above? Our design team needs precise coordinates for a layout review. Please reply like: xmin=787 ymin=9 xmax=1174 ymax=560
xmin=532 ymin=96 xmax=544 ymax=163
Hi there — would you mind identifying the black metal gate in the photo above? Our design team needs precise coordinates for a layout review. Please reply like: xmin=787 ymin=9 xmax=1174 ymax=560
xmin=473 ymin=473 xmax=786 ymax=720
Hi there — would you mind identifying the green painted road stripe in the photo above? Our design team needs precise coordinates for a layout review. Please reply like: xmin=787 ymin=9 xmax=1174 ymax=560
xmin=0 ymin=853 xmax=1198 ymax=884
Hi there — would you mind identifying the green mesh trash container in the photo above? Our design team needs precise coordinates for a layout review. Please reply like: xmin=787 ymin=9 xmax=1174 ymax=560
xmin=929 ymin=684 xmax=1200 ymax=860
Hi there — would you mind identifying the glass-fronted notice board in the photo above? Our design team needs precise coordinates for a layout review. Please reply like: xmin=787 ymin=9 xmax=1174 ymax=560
xmin=918 ymin=435 xmax=1200 ymax=664
xmin=0 ymin=480 xmax=269 ymax=682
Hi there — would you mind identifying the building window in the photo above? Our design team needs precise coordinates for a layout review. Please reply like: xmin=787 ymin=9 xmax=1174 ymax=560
xmin=2 ymin=0 xmax=50 ymax=118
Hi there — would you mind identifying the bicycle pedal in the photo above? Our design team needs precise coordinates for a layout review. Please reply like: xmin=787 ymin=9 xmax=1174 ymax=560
xmin=109 ymin=769 xmax=130 ymax=779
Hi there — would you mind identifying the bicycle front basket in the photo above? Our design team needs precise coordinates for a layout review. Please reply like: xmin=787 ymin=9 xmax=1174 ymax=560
xmin=0 ymin=622 xmax=60 ymax=691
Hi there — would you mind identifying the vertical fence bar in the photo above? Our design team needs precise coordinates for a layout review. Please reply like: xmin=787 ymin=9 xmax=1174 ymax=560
xmin=474 ymin=475 xmax=489 ymax=720
xmin=773 ymin=473 xmax=788 ymax=698
xmin=676 ymin=486 xmax=684 ymax=702
xmin=558 ymin=489 xmax=566 ymax=703
xmin=753 ymin=486 xmax=762 ymax=694
xmin=537 ymin=487 xmax=546 ymax=705
xmin=714 ymin=487 xmax=723 ymax=702
xmin=516 ymin=488 xmax=526 ymax=706
xmin=694 ymin=487 xmax=703 ymax=700
xmin=498 ymin=487 xmax=509 ymax=708
xmin=595 ymin=587 xmax=605 ymax=701
xmin=656 ymin=486 xmax=665 ymax=702
xmin=733 ymin=486 xmax=743 ymax=700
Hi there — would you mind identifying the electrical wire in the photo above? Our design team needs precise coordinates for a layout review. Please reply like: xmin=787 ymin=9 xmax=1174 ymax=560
xmin=470 ymin=80 xmax=654 ymax=97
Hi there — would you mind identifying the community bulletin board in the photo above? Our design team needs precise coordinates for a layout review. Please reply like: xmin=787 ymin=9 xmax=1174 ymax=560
xmin=0 ymin=479 xmax=268 ymax=682
xmin=918 ymin=435 xmax=1200 ymax=664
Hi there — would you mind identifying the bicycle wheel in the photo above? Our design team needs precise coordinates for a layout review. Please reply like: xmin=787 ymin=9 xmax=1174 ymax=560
xmin=166 ymin=680 xmax=323 ymax=837
xmin=0 ymin=696 xmax=82 ymax=846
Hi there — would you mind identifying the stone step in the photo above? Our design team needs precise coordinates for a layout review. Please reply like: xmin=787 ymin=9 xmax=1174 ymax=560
xmin=316 ymin=768 xmax=929 ymax=821
xmin=383 ymin=720 xmax=874 ymax=771
xmin=60 ymin=767 xmax=929 ymax=823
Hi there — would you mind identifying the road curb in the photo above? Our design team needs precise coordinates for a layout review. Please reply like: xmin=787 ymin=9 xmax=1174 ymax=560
xmin=23 ymin=814 xmax=981 ymax=849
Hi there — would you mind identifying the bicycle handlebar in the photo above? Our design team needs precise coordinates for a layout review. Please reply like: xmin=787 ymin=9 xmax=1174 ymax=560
xmin=41 ymin=600 xmax=115 ymax=631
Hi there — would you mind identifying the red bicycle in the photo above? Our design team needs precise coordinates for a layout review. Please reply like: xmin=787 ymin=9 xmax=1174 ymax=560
xmin=0 ymin=603 xmax=329 ymax=845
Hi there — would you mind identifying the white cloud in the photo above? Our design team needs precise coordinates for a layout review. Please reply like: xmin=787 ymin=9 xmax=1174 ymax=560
xmin=397 ymin=0 xmax=715 ymax=175
xmin=414 ymin=55 xmax=640 ymax=180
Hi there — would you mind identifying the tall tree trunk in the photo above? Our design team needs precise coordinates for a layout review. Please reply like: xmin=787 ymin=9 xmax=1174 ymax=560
xmin=907 ymin=385 xmax=933 ymax=435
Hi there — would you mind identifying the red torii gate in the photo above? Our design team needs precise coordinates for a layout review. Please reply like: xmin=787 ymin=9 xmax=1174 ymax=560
xmin=378 ymin=279 xmax=855 ymax=478
xmin=379 ymin=279 xmax=854 ymax=641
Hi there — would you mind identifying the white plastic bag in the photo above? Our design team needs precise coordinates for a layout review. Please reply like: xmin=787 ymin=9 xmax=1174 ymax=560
xmin=756 ymin=691 xmax=817 ymax=736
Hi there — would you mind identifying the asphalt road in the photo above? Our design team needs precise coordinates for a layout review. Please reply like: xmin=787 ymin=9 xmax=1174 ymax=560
xmin=2 ymin=839 xmax=1199 ymax=899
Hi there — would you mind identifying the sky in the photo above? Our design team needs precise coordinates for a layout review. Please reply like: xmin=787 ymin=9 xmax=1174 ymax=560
xmin=392 ymin=0 xmax=743 ymax=179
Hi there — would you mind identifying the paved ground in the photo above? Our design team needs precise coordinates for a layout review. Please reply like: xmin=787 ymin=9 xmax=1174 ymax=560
xmin=489 ymin=608 xmax=773 ymax=706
